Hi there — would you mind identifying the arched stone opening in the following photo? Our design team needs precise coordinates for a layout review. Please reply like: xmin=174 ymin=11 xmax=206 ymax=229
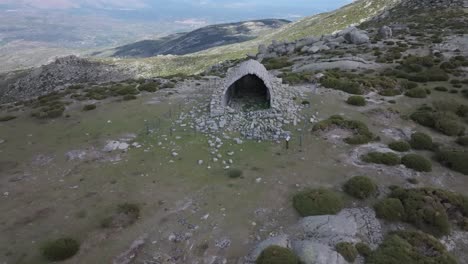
xmin=223 ymin=74 xmax=271 ymax=111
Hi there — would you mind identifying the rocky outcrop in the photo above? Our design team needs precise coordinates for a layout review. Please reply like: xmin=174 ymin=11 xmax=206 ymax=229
xmin=247 ymin=208 xmax=383 ymax=263
xmin=342 ymin=27 xmax=370 ymax=45
xmin=378 ymin=26 xmax=393 ymax=39
xmin=400 ymin=0 xmax=467 ymax=9
xmin=1 ymin=55 xmax=133 ymax=104
xmin=256 ymin=26 xmax=370 ymax=59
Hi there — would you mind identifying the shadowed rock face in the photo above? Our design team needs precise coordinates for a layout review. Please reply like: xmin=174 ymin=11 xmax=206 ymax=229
xmin=111 ymin=19 xmax=290 ymax=58
xmin=224 ymin=74 xmax=271 ymax=110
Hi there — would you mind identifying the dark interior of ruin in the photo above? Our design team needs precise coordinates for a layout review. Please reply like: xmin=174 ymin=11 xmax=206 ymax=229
xmin=224 ymin=74 xmax=271 ymax=111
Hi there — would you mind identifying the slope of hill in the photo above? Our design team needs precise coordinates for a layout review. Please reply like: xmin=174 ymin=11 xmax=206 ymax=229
xmin=108 ymin=19 xmax=290 ymax=58
xmin=110 ymin=0 xmax=401 ymax=77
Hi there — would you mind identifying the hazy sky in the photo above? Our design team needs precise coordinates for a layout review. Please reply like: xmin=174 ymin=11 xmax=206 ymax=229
xmin=0 ymin=0 xmax=354 ymax=22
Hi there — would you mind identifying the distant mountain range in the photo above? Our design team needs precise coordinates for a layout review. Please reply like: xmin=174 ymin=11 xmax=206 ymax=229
xmin=103 ymin=19 xmax=290 ymax=58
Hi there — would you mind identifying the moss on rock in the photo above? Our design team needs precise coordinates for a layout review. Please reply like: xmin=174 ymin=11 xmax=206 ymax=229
xmin=256 ymin=246 xmax=300 ymax=264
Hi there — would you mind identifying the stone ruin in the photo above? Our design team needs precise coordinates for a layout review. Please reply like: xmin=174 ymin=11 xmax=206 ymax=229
xmin=191 ymin=59 xmax=305 ymax=140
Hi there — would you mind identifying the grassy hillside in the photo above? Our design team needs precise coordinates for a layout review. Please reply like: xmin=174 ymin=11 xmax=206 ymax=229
xmin=109 ymin=0 xmax=400 ymax=77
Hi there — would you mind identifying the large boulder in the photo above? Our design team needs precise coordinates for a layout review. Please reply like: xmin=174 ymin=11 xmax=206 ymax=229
xmin=378 ymin=26 xmax=393 ymax=39
xmin=295 ymin=37 xmax=320 ymax=50
xmin=292 ymin=207 xmax=383 ymax=248
xmin=258 ymin=44 xmax=268 ymax=54
xmin=342 ymin=27 xmax=370 ymax=45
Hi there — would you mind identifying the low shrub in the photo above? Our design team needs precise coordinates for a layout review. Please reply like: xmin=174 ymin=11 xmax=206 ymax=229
xmin=312 ymin=115 xmax=374 ymax=145
xmin=387 ymin=187 xmax=468 ymax=237
xmin=436 ymin=150 xmax=468 ymax=175
xmin=435 ymin=86 xmax=448 ymax=92
xmin=138 ymin=82 xmax=159 ymax=92
xmin=343 ymin=176 xmax=376 ymax=199
xmin=101 ymin=203 xmax=140 ymax=229
xmin=82 ymin=104 xmax=96 ymax=111
xmin=401 ymin=154 xmax=432 ymax=172
xmin=346 ymin=96 xmax=366 ymax=106
xmin=256 ymin=246 xmax=300 ymax=264
xmin=116 ymin=86 xmax=139 ymax=96
xmin=405 ymin=87 xmax=427 ymax=98
xmin=366 ymin=231 xmax=457 ymax=264
xmin=457 ymin=136 xmax=468 ymax=146
xmin=227 ymin=168 xmax=243 ymax=178
xmin=362 ymin=152 xmax=401 ymax=166
xmin=123 ymin=95 xmax=137 ymax=101
xmin=0 ymin=115 xmax=17 ymax=122
xmin=41 ymin=237 xmax=80 ymax=261
xmin=374 ymin=198 xmax=406 ymax=221
xmin=320 ymin=77 xmax=362 ymax=95
xmin=263 ymin=57 xmax=294 ymax=70
xmin=388 ymin=141 xmax=411 ymax=152
xmin=355 ymin=242 xmax=372 ymax=258
xmin=409 ymin=132 xmax=433 ymax=150
xmin=335 ymin=242 xmax=358 ymax=262
xmin=293 ymin=188 xmax=343 ymax=216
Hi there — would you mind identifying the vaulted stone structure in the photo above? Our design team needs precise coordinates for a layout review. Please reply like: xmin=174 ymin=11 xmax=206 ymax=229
xmin=210 ymin=59 xmax=281 ymax=116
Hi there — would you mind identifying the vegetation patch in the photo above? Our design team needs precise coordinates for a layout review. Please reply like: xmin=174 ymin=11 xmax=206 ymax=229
xmin=293 ymin=188 xmax=343 ymax=216
xmin=401 ymin=154 xmax=432 ymax=172
xmin=138 ymin=82 xmax=159 ymax=92
xmin=227 ymin=168 xmax=243 ymax=179
xmin=346 ymin=96 xmax=366 ymax=106
xmin=457 ymin=136 xmax=468 ymax=146
xmin=335 ymin=242 xmax=358 ymax=262
xmin=0 ymin=115 xmax=17 ymax=122
xmin=409 ymin=132 xmax=433 ymax=150
xmin=388 ymin=141 xmax=411 ymax=152
xmin=377 ymin=187 xmax=468 ymax=237
xmin=280 ymin=71 xmax=312 ymax=85
xmin=256 ymin=246 xmax=300 ymax=264
xmin=367 ymin=231 xmax=457 ymax=264
xmin=405 ymin=87 xmax=427 ymax=98
xmin=361 ymin=152 xmax=401 ymax=166
xmin=436 ymin=150 xmax=468 ymax=175
xmin=123 ymin=95 xmax=137 ymax=101
xmin=410 ymin=103 xmax=466 ymax=137
xmin=312 ymin=115 xmax=375 ymax=145
xmin=41 ymin=237 xmax=80 ymax=261
xmin=82 ymin=104 xmax=96 ymax=111
xmin=374 ymin=198 xmax=406 ymax=221
xmin=101 ymin=203 xmax=140 ymax=229
xmin=263 ymin=57 xmax=294 ymax=70
xmin=343 ymin=176 xmax=376 ymax=199
xmin=355 ymin=242 xmax=372 ymax=258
